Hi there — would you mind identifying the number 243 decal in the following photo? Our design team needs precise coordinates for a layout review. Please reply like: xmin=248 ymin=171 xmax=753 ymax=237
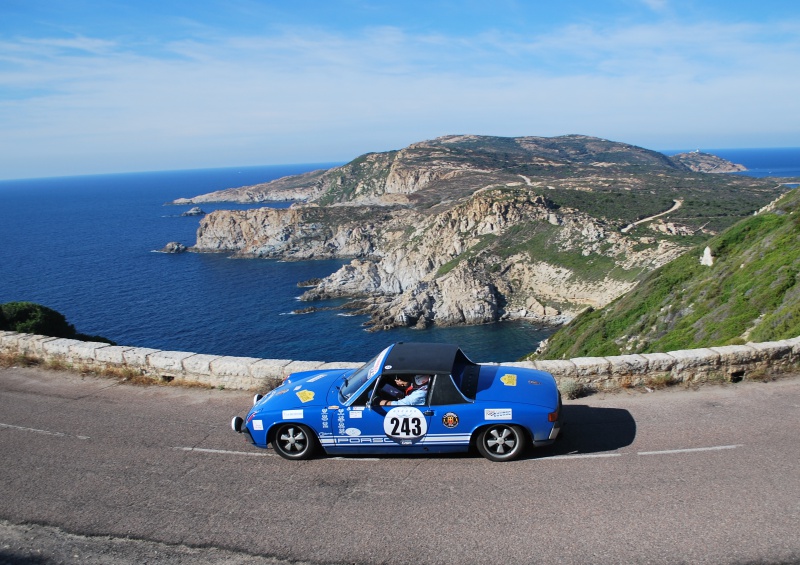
xmin=383 ymin=406 xmax=428 ymax=439
xmin=389 ymin=416 xmax=422 ymax=436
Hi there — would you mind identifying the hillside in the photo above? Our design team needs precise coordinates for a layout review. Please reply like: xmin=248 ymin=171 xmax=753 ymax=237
xmin=534 ymin=188 xmax=800 ymax=359
xmin=171 ymin=135 xmax=789 ymax=332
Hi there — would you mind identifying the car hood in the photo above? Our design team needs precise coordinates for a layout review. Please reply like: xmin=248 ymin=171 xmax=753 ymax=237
xmin=475 ymin=365 xmax=559 ymax=410
xmin=251 ymin=368 xmax=351 ymax=413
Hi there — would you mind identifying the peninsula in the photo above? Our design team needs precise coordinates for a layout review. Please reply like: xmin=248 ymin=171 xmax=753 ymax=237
xmin=171 ymin=135 xmax=784 ymax=331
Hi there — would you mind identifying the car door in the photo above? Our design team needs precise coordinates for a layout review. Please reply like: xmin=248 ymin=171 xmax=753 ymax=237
xmin=331 ymin=374 xmax=431 ymax=453
xmin=419 ymin=373 xmax=476 ymax=451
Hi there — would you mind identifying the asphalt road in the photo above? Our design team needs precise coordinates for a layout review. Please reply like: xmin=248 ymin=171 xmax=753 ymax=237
xmin=1 ymin=366 xmax=799 ymax=565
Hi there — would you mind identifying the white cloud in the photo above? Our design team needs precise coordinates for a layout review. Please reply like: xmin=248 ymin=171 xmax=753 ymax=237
xmin=1 ymin=14 xmax=799 ymax=178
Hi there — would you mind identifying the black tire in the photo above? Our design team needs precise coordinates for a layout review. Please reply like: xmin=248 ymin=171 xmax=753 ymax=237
xmin=271 ymin=423 xmax=317 ymax=460
xmin=476 ymin=424 xmax=526 ymax=462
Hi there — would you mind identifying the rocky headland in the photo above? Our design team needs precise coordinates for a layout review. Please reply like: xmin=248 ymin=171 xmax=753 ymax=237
xmin=669 ymin=151 xmax=747 ymax=173
xmin=170 ymin=135 xmax=784 ymax=331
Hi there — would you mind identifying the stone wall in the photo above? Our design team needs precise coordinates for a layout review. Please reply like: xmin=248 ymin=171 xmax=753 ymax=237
xmin=1 ymin=330 xmax=798 ymax=393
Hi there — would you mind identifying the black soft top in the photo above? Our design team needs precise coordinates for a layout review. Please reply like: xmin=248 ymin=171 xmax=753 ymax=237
xmin=382 ymin=342 xmax=476 ymax=376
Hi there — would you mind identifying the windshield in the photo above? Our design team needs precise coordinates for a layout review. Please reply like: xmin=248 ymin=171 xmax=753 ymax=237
xmin=338 ymin=345 xmax=390 ymax=403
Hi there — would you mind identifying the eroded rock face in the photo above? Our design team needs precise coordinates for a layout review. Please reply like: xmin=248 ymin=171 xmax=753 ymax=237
xmin=194 ymin=187 xmax=683 ymax=329
xmin=178 ymin=134 xmax=781 ymax=331
xmin=195 ymin=207 xmax=378 ymax=259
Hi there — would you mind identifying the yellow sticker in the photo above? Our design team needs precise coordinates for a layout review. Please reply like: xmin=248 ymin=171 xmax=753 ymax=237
xmin=296 ymin=390 xmax=315 ymax=403
xmin=500 ymin=374 xmax=517 ymax=386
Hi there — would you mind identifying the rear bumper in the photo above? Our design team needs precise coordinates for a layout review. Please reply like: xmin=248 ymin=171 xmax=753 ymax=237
xmin=549 ymin=393 xmax=564 ymax=440
xmin=548 ymin=419 xmax=562 ymax=441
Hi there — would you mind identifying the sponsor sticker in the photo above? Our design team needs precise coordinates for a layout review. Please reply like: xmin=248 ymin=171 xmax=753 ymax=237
xmin=344 ymin=428 xmax=361 ymax=436
xmin=485 ymin=408 xmax=513 ymax=420
xmin=252 ymin=420 xmax=264 ymax=431
xmin=307 ymin=374 xmax=326 ymax=382
xmin=296 ymin=390 xmax=315 ymax=403
xmin=500 ymin=374 xmax=517 ymax=386
xmin=442 ymin=412 xmax=459 ymax=429
xmin=349 ymin=411 xmax=363 ymax=419
xmin=282 ymin=409 xmax=304 ymax=419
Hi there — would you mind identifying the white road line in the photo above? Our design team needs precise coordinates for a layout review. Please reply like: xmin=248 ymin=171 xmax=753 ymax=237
xmin=638 ymin=444 xmax=742 ymax=456
xmin=0 ymin=422 xmax=90 ymax=440
xmin=173 ymin=447 xmax=381 ymax=461
xmin=538 ymin=444 xmax=744 ymax=461
xmin=173 ymin=447 xmax=271 ymax=457
xmin=540 ymin=453 xmax=623 ymax=461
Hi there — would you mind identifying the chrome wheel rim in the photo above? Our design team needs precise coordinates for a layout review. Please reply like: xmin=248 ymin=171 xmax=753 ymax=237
xmin=279 ymin=426 xmax=307 ymax=452
xmin=485 ymin=426 xmax=517 ymax=455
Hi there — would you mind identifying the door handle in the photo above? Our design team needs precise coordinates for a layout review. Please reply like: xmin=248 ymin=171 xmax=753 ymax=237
xmin=423 ymin=410 xmax=434 ymax=416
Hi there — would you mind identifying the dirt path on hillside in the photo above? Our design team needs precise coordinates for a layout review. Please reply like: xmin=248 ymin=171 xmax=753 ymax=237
xmin=621 ymin=199 xmax=683 ymax=233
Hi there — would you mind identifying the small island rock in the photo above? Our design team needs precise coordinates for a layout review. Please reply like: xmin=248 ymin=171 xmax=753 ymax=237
xmin=181 ymin=206 xmax=206 ymax=216
xmin=161 ymin=241 xmax=188 ymax=253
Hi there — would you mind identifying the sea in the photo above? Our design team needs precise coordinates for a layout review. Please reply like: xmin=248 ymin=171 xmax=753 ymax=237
xmin=1 ymin=148 xmax=799 ymax=363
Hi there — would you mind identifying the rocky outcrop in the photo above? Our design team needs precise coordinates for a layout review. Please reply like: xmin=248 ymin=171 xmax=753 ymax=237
xmin=286 ymin=188 xmax=685 ymax=329
xmin=194 ymin=206 xmax=381 ymax=259
xmin=160 ymin=242 xmax=188 ymax=253
xmin=172 ymin=169 xmax=329 ymax=204
xmin=181 ymin=207 xmax=205 ymax=216
xmin=669 ymin=151 xmax=747 ymax=173
xmin=177 ymin=135 xmax=785 ymax=332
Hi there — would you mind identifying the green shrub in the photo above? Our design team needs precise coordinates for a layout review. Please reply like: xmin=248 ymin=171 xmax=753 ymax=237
xmin=0 ymin=302 xmax=114 ymax=344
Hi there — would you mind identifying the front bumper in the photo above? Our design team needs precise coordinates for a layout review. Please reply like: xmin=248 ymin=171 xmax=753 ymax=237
xmin=231 ymin=416 xmax=256 ymax=445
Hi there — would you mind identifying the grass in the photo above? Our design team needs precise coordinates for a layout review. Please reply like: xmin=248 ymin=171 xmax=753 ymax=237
xmin=537 ymin=192 xmax=800 ymax=360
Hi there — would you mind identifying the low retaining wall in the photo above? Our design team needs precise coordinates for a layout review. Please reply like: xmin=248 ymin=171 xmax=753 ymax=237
xmin=2 ymin=330 xmax=799 ymax=393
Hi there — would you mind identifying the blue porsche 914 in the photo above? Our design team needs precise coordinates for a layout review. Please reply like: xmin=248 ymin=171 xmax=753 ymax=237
xmin=231 ymin=342 xmax=562 ymax=462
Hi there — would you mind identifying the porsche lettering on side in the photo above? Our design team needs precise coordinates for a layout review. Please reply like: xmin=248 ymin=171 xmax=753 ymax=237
xmin=231 ymin=342 xmax=562 ymax=462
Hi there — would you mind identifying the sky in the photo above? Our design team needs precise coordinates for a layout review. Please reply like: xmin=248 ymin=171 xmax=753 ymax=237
xmin=1 ymin=0 xmax=799 ymax=180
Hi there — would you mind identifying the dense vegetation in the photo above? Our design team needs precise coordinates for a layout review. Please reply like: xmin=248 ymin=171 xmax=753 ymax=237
xmin=0 ymin=302 xmax=114 ymax=344
xmin=533 ymin=188 xmax=800 ymax=359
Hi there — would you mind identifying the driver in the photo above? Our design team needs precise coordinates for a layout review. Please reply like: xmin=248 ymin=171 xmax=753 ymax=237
xmin=378 ymin=375 xmax=431 ymax=406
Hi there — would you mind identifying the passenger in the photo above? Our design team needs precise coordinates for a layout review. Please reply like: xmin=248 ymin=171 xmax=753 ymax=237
xmin=378 ymin=375 xmax=431 ymax=406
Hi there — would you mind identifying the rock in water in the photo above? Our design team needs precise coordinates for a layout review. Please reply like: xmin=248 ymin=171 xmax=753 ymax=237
xmin=160 ymin=241 xmax=188 ymax=253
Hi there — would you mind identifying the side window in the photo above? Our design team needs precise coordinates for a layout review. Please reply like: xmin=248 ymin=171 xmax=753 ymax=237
xmin=429 ymin=373 xmax=471 ymax=405
xmin=351 ymin=387 xmax=373 ymax=406
xmin=351 ymin=377 xmax=384 ymax=405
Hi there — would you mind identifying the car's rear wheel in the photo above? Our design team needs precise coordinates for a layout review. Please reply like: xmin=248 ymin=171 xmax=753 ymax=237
xmin=271 ymin=423 xmax=317 ymax=460
xmin=476 ymin=424 xmax=526 ymax=462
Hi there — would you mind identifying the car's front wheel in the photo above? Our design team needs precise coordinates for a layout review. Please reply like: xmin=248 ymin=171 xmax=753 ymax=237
xmin=271 ymin=423 xmax=317 ymax=460
xmin=476 ymin=424 xmax=526 ymax=462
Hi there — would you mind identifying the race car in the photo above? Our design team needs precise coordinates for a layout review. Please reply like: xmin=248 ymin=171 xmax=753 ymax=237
xmin=231 ymin=342 xmax=562 ymax=462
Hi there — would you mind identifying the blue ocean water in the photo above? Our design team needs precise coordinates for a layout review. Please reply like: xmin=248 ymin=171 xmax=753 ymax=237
xmin=0 ymin=163 xmax=555 ymax=363
xmin=665 ymin=147 xmax=800 ymax=178
xmin=2 ymin=148 xmax=797 ymax=363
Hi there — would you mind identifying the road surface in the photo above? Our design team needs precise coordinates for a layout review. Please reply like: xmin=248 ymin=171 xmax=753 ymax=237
xmin=1 ymin=366 xmax=798 ymax=564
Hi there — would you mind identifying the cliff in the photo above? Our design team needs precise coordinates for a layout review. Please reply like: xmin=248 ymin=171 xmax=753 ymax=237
xmin=177 ymin=135 xmax=787 ymax=332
